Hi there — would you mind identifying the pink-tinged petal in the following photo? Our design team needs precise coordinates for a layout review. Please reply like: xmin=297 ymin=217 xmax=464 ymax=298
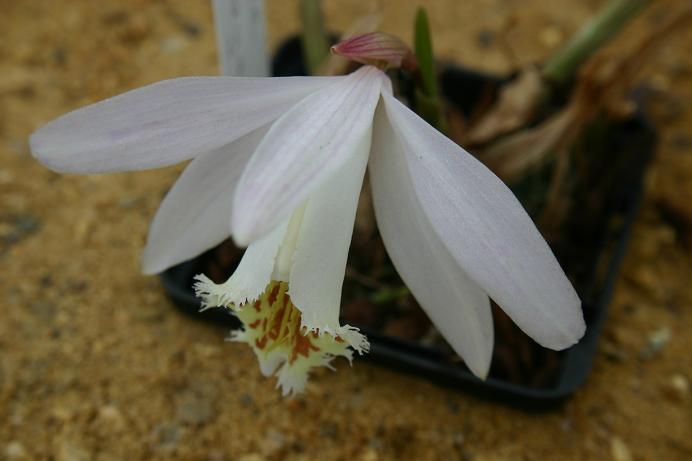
xmin=370 ymin=103 xmax=494 ymax=378
xmin=331 ymin=32 xmax=416 ymax=69
xmin=141 ymin=125 xmax=269 ymax=275
xmin=381 ymin=93 xmax=585 ymax=350
xmin=30 ymin=76 xmax=339 ymax=174
xmin=231 ymin=65 xmax=386 ymax=246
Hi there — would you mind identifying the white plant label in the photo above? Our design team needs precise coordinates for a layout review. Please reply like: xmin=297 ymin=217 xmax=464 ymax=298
xmin=212 ymin=0 xmax=269 ymax=77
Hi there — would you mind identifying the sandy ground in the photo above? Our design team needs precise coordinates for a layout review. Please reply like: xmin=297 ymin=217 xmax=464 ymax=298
xmin=1 ymin=1 xmax=691 ymax=460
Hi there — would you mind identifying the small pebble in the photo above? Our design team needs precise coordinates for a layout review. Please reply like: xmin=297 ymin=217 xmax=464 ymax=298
xmin=5 ymin=441 xmax=27 ymax=459
xmin=360 ymin=448 xmax=379 ymax=461
xmin=540 ymin=25 xmax=563 ymax=47
xmin=320 ymin=422 xmax=339 ymax=438
xmin=161 ymin=36 xmax=188 ymax=54
xmin=629 ymin=266 xmax=663 ymax=297
xmin=118 ymin=196 xmax=142 ymax=209
xmin=97 ymin=405 xmax=125 ymax=429
xmin=260 ymin=429 xmax=287 ymax=457
xmin=28 ymin=301 xmax=56 ymax=319
xmin=476 ymin=29 xmax=494 ymax=48
xmin=0 ymin=169 xmax=13 ymax=185
xmin=663 ymin=374 xmax=689 ymax=402
xmin=56 ymin=440 xmax=89 ymax=461
xmin=175 ymin=394 xmax=214 ymax=425
xmin=239 ymin=393 xmax=254 ymax=408
xmin=174 ymin=381 xmax=217 ymax=425
xmin=150 ymin=422 xmax=181 ymax=450
xmin=1 ymin=214 xmax=40 ymax=246
xmin=180 ymin=22 xmax=201 ymax=37
xmin=207 ymin=450 xmax=227 ymax=461
xmin=236 ymin=454 xmax=265 ymax=461
xmin=51 ymin=405 xmax=74 ymax=422
xmin=610 ymin=436 xmax=632 ymax=461
xmin=640 ymin=326 xmax=671 ymax=360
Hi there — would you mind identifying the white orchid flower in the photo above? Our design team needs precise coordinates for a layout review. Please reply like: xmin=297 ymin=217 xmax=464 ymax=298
xmin=30 ymin=61 xmax=585 ymax=396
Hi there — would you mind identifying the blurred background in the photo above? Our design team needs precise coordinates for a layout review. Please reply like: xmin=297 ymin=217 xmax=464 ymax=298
xmin=1 ymin=0 xmax=691 ymax=460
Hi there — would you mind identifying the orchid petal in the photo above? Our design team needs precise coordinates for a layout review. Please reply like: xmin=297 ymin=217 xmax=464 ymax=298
xmin=141 ymin=125 xmax=269 ymax=275
xmin=194 ymin=218 xmax=289 ymax=309
xmin=381 ymin=93 xmax=585 ymax=350
xmin=287 ymin=127 xmax=372 ymax=332
xmin=30 ymin=76 xmax=339 ymax=174
xmin=370 ymin=104 xmax=494 ymax=378
xmin=231 ymin=66 xmax=386 ymax=246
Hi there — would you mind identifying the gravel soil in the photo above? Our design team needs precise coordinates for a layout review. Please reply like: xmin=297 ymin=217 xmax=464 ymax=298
xmin=1 ymin=1 xmax=691 ymax=460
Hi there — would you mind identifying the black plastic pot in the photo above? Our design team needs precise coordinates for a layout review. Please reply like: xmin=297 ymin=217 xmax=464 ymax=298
xmin=160 ymin=38 xmax=655 ymax=409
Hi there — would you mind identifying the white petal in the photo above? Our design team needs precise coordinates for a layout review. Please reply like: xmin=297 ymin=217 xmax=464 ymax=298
xmin=231 ymin=66 xmax=386 ymax=245
xmin=30 ymin=76 xmax=339 ymax=174
xmin=370 ymin=104 xmax=494 ymax=378
xmin=287 ymin=127 xmax=372 ymax=331
xmin=381 ymin=93 xmax=585 ymax=350
xmin=141 ymin=125 xmax=269 ymax=274
xmin=194 ymin=219 xmax=289 ymax=308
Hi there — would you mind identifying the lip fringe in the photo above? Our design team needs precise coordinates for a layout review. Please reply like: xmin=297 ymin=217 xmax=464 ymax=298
xmin=196 ymin=277 xmax=369 ymax=396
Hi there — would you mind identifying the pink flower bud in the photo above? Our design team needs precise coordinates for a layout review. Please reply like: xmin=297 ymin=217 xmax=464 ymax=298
xmin=330 ymin=32 xmax=417 ymax=69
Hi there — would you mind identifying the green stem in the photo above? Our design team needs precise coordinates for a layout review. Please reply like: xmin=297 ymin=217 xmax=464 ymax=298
xmin=413 ymin=7 xmax=447 ymax=133
xmin=299 ymin=0 xmax=329 ymax=75
xmin=414 ymin=8 xmax=438 ymax=97
xmin=542 ymin=0 xmax=650 ymax=86
xmin=371 ymin=286 xmax=410 ymax=304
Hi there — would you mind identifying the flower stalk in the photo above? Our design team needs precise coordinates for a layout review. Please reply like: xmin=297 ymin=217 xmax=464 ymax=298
xmin=413 ymin=7 xmax=447 ymax=133
xmin=542 ymin=0 xmax=651 ymax=86
xmin=300 ymin=0 xmax=330 ymax=75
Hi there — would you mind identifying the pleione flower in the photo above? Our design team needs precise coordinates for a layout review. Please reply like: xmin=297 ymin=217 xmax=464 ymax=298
xmin=30 ymin=65 xmax=585 ymax=395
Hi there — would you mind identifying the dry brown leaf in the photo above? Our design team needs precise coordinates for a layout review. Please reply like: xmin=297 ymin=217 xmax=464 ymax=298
xmin=465 ymin=66 xmax=546 ymax=145
xmin=536 ymin=144 xmax=572 ymax=236
xmin=476 ymin=4 xmax=692 ymax=191
xmin=477 ymin=105 xmax=578 ymax=183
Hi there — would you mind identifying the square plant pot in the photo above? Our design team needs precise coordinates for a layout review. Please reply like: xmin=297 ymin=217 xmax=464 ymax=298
xmin=160 ymin=37 xmax=656 ymax=409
